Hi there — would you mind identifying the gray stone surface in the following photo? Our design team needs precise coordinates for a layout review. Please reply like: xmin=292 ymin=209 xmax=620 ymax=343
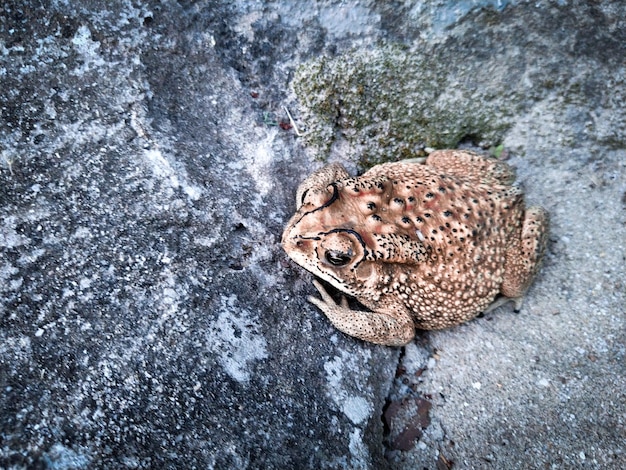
xmin=1 ymin=1 xmax=624 ymax=469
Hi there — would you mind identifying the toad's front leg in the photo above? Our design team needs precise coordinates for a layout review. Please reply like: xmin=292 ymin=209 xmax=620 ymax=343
xmin=308 ymin=280 xmax=415 ymax=346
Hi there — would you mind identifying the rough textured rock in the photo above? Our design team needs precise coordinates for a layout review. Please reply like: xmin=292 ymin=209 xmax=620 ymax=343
xmin=1 ymin=1 xmax=624 ymax=469
xmin=0 ymin=2 xmax=396 ymax=468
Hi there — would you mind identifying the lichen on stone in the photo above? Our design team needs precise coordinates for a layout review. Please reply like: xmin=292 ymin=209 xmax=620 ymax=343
xmin=293 ymin=44 xmax=516 ymax=167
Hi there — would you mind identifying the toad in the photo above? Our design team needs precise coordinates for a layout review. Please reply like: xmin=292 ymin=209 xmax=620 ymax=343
xmin=282 ymin=150 xmax=549 ymax=346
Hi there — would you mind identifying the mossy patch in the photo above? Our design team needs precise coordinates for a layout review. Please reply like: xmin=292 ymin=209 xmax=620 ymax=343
xmin=293 ymin=44 xmax=519 ymax=167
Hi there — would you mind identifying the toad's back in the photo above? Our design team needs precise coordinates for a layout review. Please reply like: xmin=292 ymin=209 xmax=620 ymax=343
xmin=322 ymin=160 xmax=525 ymax=327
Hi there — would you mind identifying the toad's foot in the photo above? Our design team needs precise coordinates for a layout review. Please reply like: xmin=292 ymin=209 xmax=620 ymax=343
xmin=308 ymin=280 xmax=415 ymax=347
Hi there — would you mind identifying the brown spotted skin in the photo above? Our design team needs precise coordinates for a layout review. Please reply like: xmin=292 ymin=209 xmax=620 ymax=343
xmin=282 ymin=150 xmax=549 ymax=346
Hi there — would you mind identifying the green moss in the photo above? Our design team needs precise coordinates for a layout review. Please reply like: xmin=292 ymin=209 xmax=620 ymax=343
xmin=490 ymin=143 xmax=505 ymax=159
xmin=293 ymin=44 xmax=519 ymax=167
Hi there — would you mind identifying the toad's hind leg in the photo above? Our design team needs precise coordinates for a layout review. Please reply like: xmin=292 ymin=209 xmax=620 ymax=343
xmin=501 ymin=206 xmax=550 ymax=309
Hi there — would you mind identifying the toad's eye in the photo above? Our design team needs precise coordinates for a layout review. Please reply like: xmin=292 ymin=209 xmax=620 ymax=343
xmin=325 ymin=250 xmax=352 ymax=266
xmin=320 ymin=231 xmax=359 ymax=266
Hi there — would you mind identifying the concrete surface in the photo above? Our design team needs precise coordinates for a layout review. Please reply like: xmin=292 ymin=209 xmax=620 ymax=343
xmin=1 ymin=1 xmax=624 ymax=469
